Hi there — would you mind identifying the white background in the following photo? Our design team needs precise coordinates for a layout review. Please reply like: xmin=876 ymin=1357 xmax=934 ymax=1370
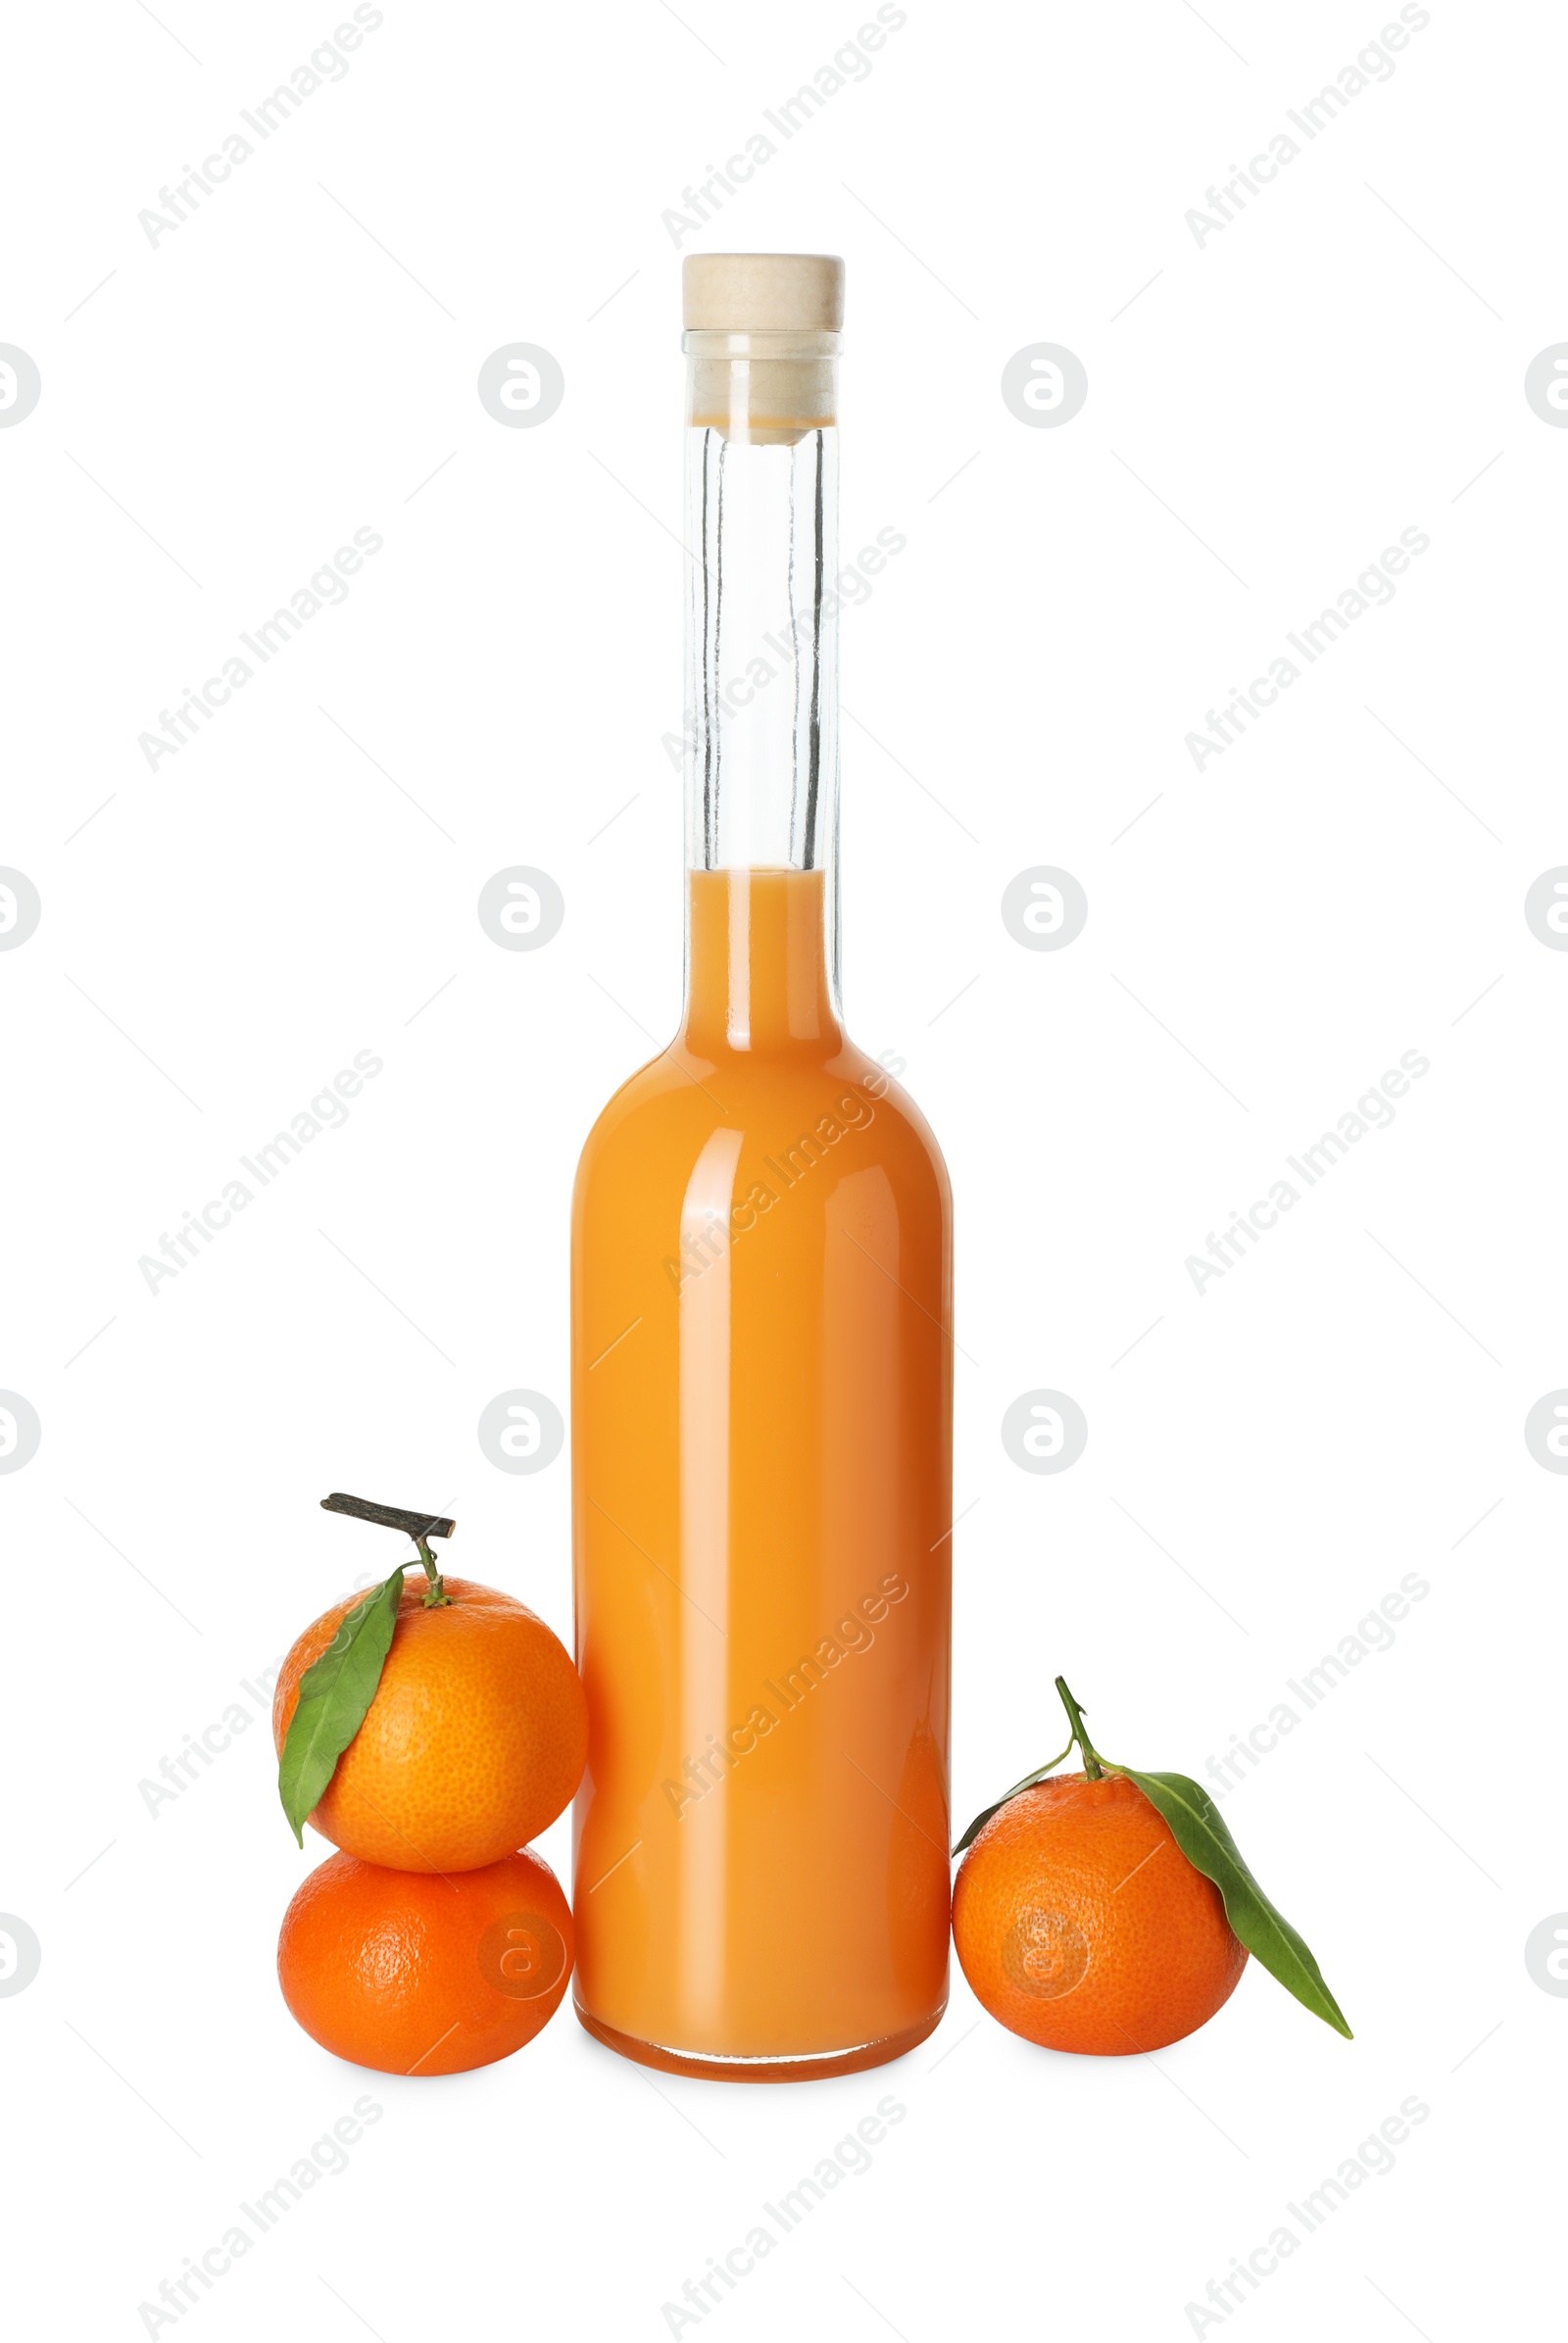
xmin=2 ymin=1 xmax=1561 ymax=2336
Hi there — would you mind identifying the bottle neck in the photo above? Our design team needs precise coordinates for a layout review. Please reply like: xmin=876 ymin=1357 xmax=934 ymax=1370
xmin=683 ymin=867 xmax=840 ymax=1055
xmin=680 ymin=329 xmax=842 ymax=1053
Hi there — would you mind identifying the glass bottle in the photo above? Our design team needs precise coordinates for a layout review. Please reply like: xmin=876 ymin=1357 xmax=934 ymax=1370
xmin=570 ymin=254 xmax=953 ymax=2079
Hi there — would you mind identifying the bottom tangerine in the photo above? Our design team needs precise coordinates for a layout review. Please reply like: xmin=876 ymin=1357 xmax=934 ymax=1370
xmin=278 ymin=1845 xmax=573 ymax=2075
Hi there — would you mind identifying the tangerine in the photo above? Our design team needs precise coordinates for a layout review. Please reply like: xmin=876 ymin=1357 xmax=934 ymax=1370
xmin=278 ymin=1844 xmax=573 ymax=2075
xmin=273 ymin=1576 xmax=587 ymax=1873
xmin=952 ymin=1771 xmax=1247 ymax=2054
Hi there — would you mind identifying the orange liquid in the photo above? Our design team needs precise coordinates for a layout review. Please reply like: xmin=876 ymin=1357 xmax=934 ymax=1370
xmin=570 ymin=867 xmax=953 ymax=2077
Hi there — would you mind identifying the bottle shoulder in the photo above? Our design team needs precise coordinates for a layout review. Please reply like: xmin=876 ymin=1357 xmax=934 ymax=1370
xmin=851 ymin=1052 xmax=951 ymax=1196
xmin=573 ymin=1039 xmax=949 ymax=1213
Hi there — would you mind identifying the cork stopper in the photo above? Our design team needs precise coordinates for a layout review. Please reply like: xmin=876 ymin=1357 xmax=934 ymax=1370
xmin=683 ymin=253 xmax=845 ymax=335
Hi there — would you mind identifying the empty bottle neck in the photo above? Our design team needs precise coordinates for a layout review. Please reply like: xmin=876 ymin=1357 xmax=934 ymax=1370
xmin=681 ymin=327 xmax=842 ymax=1041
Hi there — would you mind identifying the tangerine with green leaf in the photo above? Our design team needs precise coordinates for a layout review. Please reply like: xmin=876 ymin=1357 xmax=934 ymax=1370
xmin=954 ymin=1770 xmax=1247 ymax=2053
xmin=951 ymin=1678 xmax=1350 ymax=2055
xmin=273 ymin=1496 xmax=588 ymax=1874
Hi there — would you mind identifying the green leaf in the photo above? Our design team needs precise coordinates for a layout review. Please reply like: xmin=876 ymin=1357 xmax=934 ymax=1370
xmin=1115 ymin=1765 xmax=1352 ymax=2038
xmin=278 ymin=1566 xmax=406 ymax=1847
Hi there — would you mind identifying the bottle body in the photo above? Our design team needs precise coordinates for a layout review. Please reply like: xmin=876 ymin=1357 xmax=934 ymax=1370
xmin=571 ymin=869 xmax=952 ymax=2075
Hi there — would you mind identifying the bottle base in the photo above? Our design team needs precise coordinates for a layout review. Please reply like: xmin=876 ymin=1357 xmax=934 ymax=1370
xmin=573 ymin=1999 xmax=946 ymax=2083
